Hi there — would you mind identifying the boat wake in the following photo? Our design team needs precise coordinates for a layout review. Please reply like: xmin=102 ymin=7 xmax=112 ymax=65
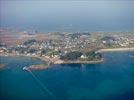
xmin=23 ymin=66 xmax=55 ymax=99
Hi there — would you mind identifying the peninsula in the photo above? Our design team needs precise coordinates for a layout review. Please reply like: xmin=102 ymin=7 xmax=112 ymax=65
xmin=0 ymin=29 xmax=134 ymax=70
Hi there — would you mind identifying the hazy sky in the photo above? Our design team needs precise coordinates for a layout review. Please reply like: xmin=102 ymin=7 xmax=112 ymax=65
xmin=0 ymin=0 xmax=134 ymax=31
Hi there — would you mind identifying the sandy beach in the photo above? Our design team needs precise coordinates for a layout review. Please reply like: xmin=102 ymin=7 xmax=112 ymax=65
xmin=98 ymin=48 xmax=134 ymax=52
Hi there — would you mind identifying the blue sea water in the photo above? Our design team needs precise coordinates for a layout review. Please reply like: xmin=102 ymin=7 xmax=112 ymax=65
xmin=0 ymin=52 xmax=134 ymax=100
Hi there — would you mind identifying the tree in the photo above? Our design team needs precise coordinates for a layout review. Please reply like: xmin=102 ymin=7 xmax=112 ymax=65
xmin=85 ymin=50 xmax=102 ymax=60
xmin=60 ymin=51 xmax=82 ymax=61
xmin=23 ymin=39 xmax=37 ymax=45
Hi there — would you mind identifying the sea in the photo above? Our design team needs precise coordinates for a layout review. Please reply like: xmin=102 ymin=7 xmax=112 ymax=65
xmin=0 ymin=51 xmax=134 ymax=100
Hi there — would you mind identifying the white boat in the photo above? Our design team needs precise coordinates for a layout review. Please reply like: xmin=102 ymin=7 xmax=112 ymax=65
xmin=23 ymin=66 xmax=28 ymax=70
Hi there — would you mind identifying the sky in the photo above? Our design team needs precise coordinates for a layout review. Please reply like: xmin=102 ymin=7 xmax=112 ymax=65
xmin=0 ymin=0 xmax=134 ymax=32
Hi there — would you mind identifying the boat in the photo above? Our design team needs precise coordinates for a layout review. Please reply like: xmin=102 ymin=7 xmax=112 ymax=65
xmin=23 ymin=66 xmax=28 ymax=70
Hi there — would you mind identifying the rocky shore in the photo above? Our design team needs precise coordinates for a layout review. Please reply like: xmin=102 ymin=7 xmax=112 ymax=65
xmin=26 ymin=64 xmax=50 ymax=70
xmin=58 ymin=59 xmax=104 ymax=64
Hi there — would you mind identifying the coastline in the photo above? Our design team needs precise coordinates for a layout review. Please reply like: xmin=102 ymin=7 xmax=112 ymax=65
xmin=0 ymin=53 xmax=103 ymax=70
xmin=0 ymin=53 xmax=52 ymax=70
xmin=98 ymin=47 xmax=134 ymax=52
xmin=58 ymin=59 xmax=104 ymax=64
xmin=1 ymin=47 xmax=134 ymax=70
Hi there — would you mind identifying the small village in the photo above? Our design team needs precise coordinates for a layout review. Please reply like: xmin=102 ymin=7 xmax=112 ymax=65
xmin=0 ymin=29 xmax=134 ymax=67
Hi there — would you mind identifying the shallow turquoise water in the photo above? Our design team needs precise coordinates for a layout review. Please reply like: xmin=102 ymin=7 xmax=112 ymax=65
xmin=0 ymin=52 xmax=134 ymax=100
